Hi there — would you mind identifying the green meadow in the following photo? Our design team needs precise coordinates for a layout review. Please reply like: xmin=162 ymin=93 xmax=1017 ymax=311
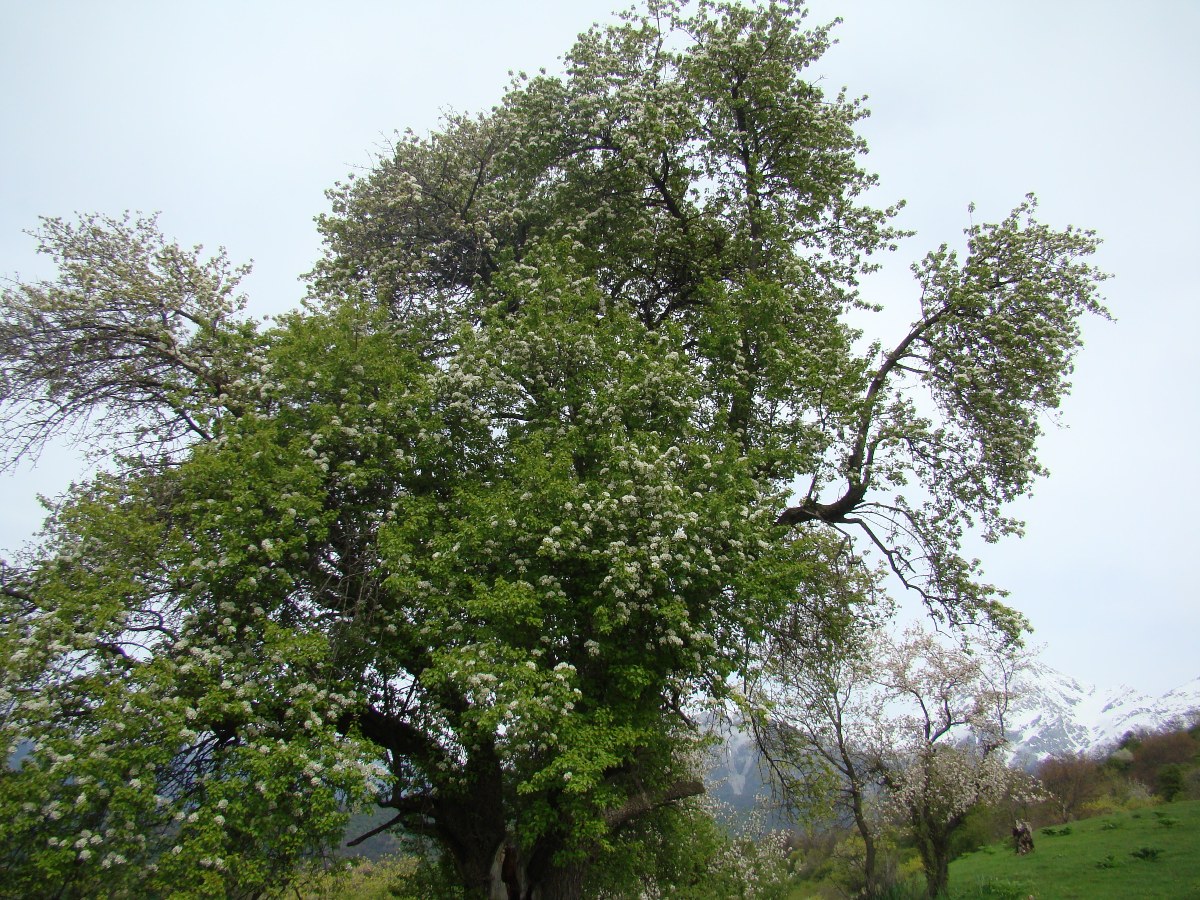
xmin=946 ymin=800 xmax=1200 ymax=899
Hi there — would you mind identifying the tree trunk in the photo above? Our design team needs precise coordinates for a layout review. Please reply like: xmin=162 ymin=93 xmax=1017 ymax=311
xmin=528 ymin=863 xmax=585 ymax=900
xmin=861 ymin=829 xmax=879 ymax=898
xmin=445 ymin=826 xmax=508 ymax=899
xmin=849 ymin=787 xmax=879 ymax=897
xmin=924 ymin=851 xmax=949 ymax=900
xmin=440 ymin=773 xmax=699 ymax=898
xmin=482 ymin=841 xmax=586 ymax=900
xmin=421 ymin=768 xmax=511 ymax=898
xmin=912 ymin=819 xmax=951 ymax=899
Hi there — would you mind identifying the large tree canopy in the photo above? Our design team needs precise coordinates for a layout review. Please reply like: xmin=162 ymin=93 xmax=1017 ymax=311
xmin=0 ymin=2 xmax=1106 ymax=898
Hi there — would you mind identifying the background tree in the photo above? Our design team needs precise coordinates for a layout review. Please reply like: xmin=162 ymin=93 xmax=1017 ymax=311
xmin=752 ymin=534 xmax=893 ymax=896
xmin=873 ymin=628 xmax=1038 ymax=899
xmin=760 ymin=620 xmax=1037 ymax=898
xmin=1127 ymin=726 xmax=1200 ymax=796
xmin=1 ymin=2 xmax=1106 ymax=897
xmin=1035 ymin=752 xmax=1104 ymax=824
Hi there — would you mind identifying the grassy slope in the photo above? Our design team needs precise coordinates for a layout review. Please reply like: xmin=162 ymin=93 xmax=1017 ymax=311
xmin=949 ymin=800 xmax=1200 ymax=899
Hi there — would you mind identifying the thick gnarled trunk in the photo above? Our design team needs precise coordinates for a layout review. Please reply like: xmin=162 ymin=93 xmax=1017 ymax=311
xmin=482 ymin=839 xmax=585 ymax=900
xmin=472 ymin=778 xmax=705 ymax=899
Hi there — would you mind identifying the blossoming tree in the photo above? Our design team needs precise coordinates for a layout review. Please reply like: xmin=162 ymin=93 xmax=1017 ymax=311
xmin=761 ymin=619 xmax=1038 ymax=899
xmin=1 ymin=1 xmax=1104 ymax=897
xmin=874 ymin=628 xmax=1039 ymax=899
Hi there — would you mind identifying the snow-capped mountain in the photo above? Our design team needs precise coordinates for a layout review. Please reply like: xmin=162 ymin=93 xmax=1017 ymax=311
xmin=1007 ymin=666 xmax=1200 ymax=767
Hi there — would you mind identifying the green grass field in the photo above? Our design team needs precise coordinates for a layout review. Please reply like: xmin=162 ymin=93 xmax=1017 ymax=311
xmin=321 ymin=800 xmax=1200 ymax=899
xmin=947 ymin=799 xmax=1200 ymax=899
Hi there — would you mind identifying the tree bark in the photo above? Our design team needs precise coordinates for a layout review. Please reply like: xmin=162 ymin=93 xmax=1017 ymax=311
xmin=482 ymin=841 xmax=587 ymax=900
xmin=853 ymin=802 xmax=879 ymax=897
xmin=912 ymin=816 xmax=951 ymax=899
xmin=483 ymin=779 xmax=705 ymax=899
xmin=529 ymin=863 xmax=585 ymax=900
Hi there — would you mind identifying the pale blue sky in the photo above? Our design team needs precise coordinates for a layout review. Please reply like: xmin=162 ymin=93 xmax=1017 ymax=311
xmin=2 ymin=1 xmax=1197 ymax=695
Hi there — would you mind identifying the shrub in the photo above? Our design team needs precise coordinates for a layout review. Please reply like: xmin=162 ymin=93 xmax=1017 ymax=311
xmin=817 ymin=832 xmax=893 ymax=897
xmin=1078 ymin=778 xmax=1157 ymax=817
xmin=1157 ymin=764 xmax=1185 ymax=802
xmin=871 ymin=879 xmax=928 ymax=900
xmin=1119 ymin=779 xmax=1157 ymax=810
xmin=586 ymin=798 xmax=794 ymax=899
xmin=1185 ymin=767 xmax=1200 ymax=801
xmin=1130 ymin=846 xmax=1162 ymax=862
xmin=1080 ymin=794 xmax=1120 ymax=817
xmin=949 ymin=805 xmax=1003 ymax=859
xmin=300 ymin=854 xmax=424 ymax=899
xmin=1106 ymin=748 xmax=1134 ymax=772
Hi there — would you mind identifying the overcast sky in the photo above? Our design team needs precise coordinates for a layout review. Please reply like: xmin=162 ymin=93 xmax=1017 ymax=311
xmin=2 ymin=1 xmax=1196 ymax=697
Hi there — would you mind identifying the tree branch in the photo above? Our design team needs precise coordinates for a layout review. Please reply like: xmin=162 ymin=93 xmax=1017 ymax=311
xmin=603 ymin=779 xmax=705 ymax=830
xmin=346 ymin=811 xmax=409 ymax=848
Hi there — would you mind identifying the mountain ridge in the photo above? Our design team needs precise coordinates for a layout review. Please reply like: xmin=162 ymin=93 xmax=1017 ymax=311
xmin=1007 ymin=665 xmax=1200 ymax=766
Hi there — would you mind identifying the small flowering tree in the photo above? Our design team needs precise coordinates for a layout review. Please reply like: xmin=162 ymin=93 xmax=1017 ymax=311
xmin=873 ymin=628 xmax=1038 ymax=899
xmin=763 ymin=620 xmax=1037 ymax=899
xmin=2 ymin=2 xmax=1103 ymax=897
